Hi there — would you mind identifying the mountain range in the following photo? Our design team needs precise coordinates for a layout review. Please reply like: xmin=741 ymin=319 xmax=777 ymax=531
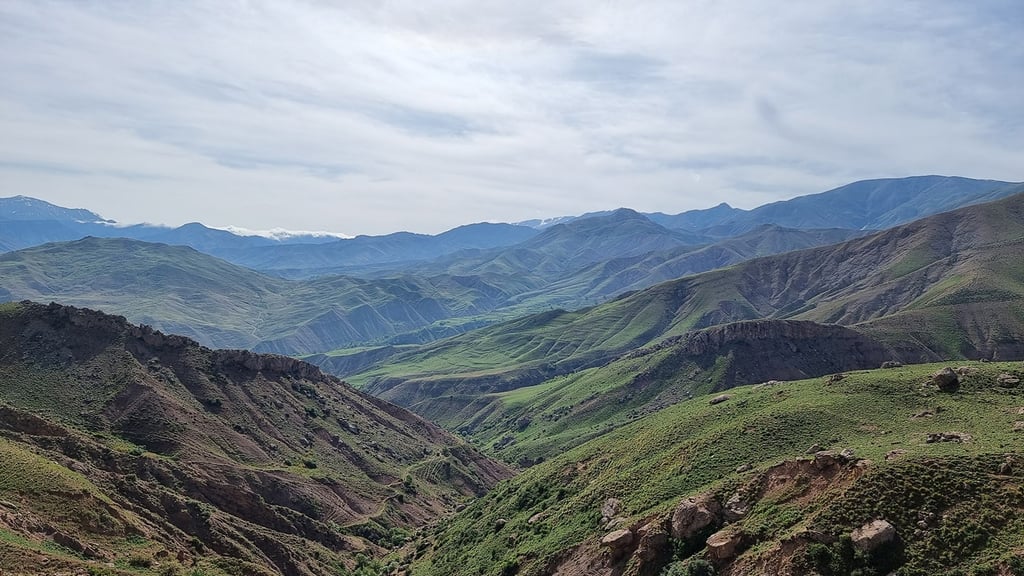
xmin=3 ymin=174 xmax=1024 ymax=575
xmin=354 ymin=191 xmax=1024 ymax=462
xmin=2 ymin=176 xmax=1021 ymax=361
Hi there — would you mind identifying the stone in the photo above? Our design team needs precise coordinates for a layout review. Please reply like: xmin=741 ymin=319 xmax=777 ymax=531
xmin=493 ymin=518 xmax=508 ymax=531
xmin=709 ymin=394 xmax=732 ymax=405
xmin=813 ymin=450 xmax=839 ymax=469
xmin=997 ymin=373 xmax=1021 ymax=387
xmin=1014 ymin=422 xmax=1024 ymax=433
xmin=881 ymin=361 xmax=903 ymax=369
xmin=600 ymin=529 xmax=634 ymax=550
xmin=528 ymin=511 xmax=549 ymax=525
xmin=706 ymin=528 xmax=745 ymax=561
xmin=931 ymin=367 xmax=959 ymax=392
xmin=735 ymin=463 xmax=752 ymax=473
xmin=670 ymin=494 xmax=721 ymax=541
xmin=601 ymin=498 xmax=623 ymax=519
xmin=839 ymin=448 xmax=856 ymax=460
xmin=885 ymin=449 xmax=907 ymax=461
xmin=633 ymin=523 xmax=668 ymax=562
xmin=826 ymin=373 xmax=846 ymax=383
xmin=806 ymin=443 xmax=823 ymax=454
xmin=723 ymin=493 xmax=750 ymax=522
xmin=1000 ymin=455 xmax=1016 ymax=474
xmin=926 ymin=432 xmax=967 ymax=443
xmin=851 ymin=519 xmax=896 ymax=552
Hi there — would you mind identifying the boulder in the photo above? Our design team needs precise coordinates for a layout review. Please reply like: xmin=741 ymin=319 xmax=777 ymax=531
xmin=926 ymin=432 xmax=968 ymax=443
xmin=723 ymin=493 xmax=750 ymax=522
xmin=997 ymin=373 xmax=1021 ymax=387
xmin=813 ymin=450 xmax=839 ymax=469
xmin=1014 ymin=421 xmax=1024 ymax=433
xmin=633 ymin=522 xmax=668 ymax=562
xmin=706 ymin=528 xmax=745 ymax=561
xmin=601 ymin=498 xmax=623 ymax=519
xmin=601 ymin=529 xmax=634 ymax=550
xmin=885 ymin=449 xmax=907 ymax=461
xmin=881 ymin=361 xmax=903 ymax=369
xmin=931 ymin=367 xmax=959 ymax=392
xmin=670 ymin=494 xmax=721 ymax=541
xmin=528 ymin=511 xmax=549 ymax=525
xmin=851 ymin=519 xmax=896 ymax=551
xmin=709 ymin=394 xmax=732 ymax=405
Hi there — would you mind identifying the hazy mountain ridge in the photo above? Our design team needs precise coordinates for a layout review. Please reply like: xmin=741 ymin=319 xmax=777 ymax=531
xmin=0 ymin=237 xmax=544 ymax=354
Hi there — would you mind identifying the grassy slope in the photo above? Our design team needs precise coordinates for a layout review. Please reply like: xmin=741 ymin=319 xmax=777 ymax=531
xmin=355 ymin=193 xmax=1024 ymax=402
xmin=0 ymin=237 xmax=541 ymax=354
xmin=0 ymin=301 xmax=510 ymax=576
xmin=411 ymin=361 xmax=1024 ymax=576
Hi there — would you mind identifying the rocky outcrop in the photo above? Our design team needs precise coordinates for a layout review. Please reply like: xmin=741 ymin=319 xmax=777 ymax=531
xmin=0 ymin=302 xmax=513 ymax=576
xmin=931 ymin=367 xmax=960 ymax=392
xmin=601 ymin=529 xmax=634 ymax=551
xmin=706 ymin=528 xmax=745 ymax=561
xmin=671 ymin=494 xmax=722 ymax=541
xmin=851 ymin=519 xmax=896 ymax=551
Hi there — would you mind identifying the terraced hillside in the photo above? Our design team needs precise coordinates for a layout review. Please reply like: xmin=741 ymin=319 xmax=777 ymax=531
xmin=408 ymin=361 xmax=1024 ymax=576
xmin=0 ymin=301 xmax=509 ymax=576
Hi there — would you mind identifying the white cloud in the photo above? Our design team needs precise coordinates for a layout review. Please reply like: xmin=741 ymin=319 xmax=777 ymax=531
xmin=0 ymin=0 xmax=1021 ymax=234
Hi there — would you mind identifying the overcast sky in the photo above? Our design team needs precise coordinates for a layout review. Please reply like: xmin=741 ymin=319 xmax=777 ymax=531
xmin=1 ymin=1 xmax=1022 ymax=235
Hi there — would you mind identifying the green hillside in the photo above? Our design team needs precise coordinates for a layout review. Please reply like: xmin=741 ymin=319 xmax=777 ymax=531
xmin=0 ymin=237 xmax=540 ymax=354
xmin=410 ymin=361 xmax=1024 ymax=576
xmin=356 ymin=193 xmax=1024 ymax=422
xmin=0 ymin=301 xmax=510 ymax=575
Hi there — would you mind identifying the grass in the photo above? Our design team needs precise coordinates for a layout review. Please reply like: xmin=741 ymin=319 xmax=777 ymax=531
xmin=411 ymin=361 xmax=1024 ymax=576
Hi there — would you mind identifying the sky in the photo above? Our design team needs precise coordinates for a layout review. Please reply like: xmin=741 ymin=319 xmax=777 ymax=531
xmin=1 ymin=1 xmax=1022 ymax=235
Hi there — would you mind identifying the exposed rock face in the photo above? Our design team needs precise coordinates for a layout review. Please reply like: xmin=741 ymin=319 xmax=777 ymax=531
xmin=851 ymin=519 xmax=896 ymax=551
xmin=931 ymin=367 xmax=960 ymax=392
xmin=0 ymin=301 xmax=513 ymax=576
xmin=634 ymin=522 xmax=668 ymax=562
xmin=670 ymin=494 xmax=721 ymax=541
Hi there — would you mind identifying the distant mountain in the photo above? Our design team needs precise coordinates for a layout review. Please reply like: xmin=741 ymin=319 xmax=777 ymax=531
xmin=504 ymin=224 xmax=868 ymax=311
xmin=0 ymin=195 xmax=109 ymax=222
xmin=405 ymin=209 xmax=708 ymax=278
xmin=0 ymin=197 xmax=537 ymax=272
xmin=227 ymin=222 xmax=541 ymax=277
xmin=658 ymin=175 xmax=1024 ymax=235
xmin=646 ymin=200 xmax=744 ymax=231
xmin=356 ymin=191 xmax=1024 ymax=422
xmin=0 ymin=237 xmax=540 ymax=353
xmin=0 ymin=301 xmax=508 ymax=574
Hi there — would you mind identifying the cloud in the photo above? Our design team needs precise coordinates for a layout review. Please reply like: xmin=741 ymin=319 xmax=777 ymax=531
xmin=0 ymin=0 xmax=1021 ymax=234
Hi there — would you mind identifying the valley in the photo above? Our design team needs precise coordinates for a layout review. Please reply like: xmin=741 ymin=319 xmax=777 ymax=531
xmin=2 ymin=176 xmax=1024 ymax=575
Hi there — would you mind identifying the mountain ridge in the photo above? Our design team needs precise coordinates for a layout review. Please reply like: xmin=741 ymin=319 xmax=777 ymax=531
xmin=0 ymin=300 xmax=510 ymax=575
